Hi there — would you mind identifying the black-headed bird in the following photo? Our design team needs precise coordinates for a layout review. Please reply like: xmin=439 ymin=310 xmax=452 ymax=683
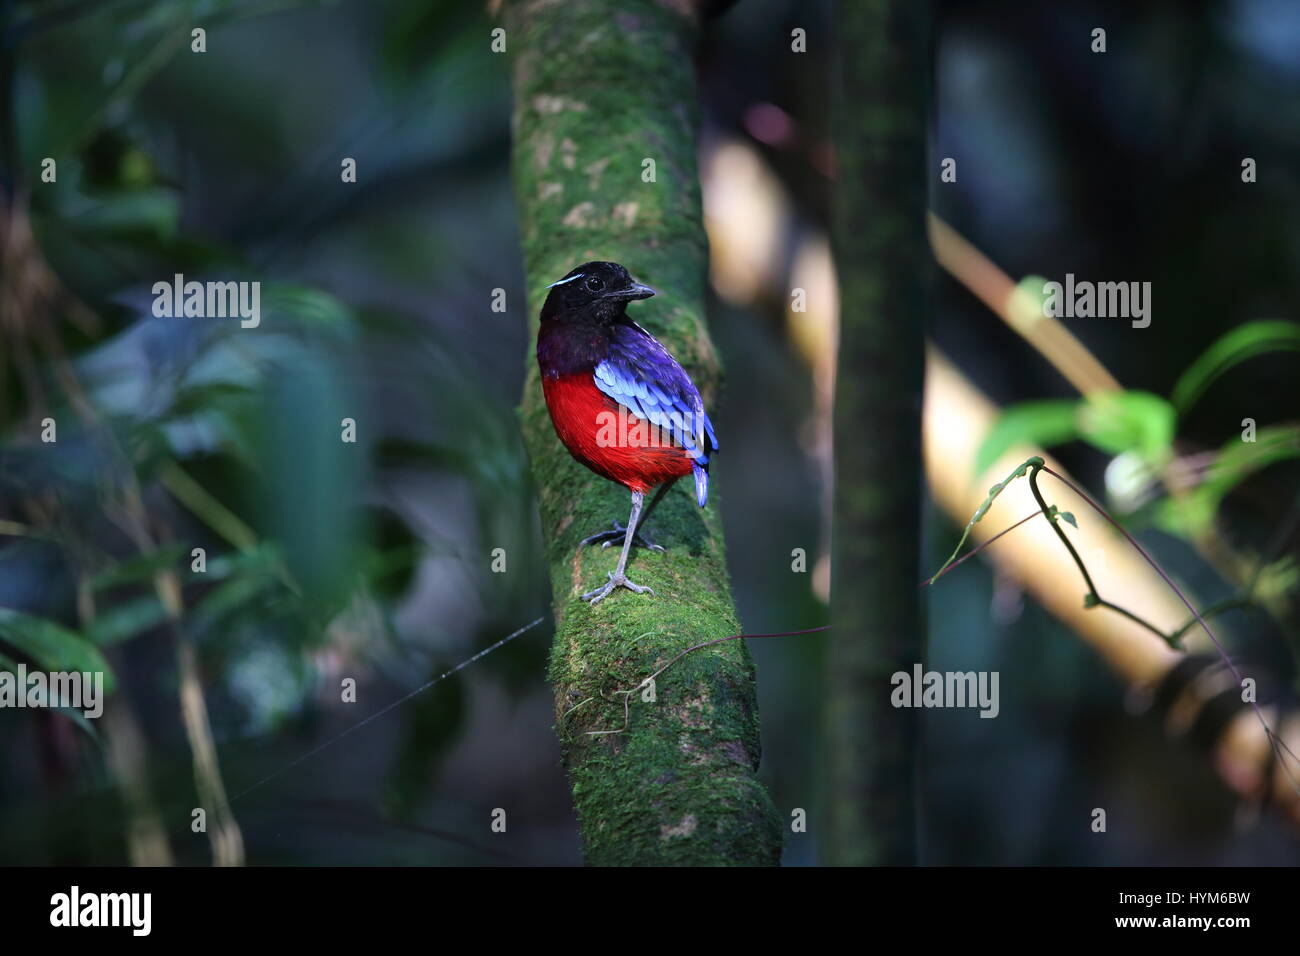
xmin=536 ymin=261 xmax=717 ymax=604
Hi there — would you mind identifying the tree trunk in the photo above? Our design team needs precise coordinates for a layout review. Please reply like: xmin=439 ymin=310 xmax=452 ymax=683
xmin=504 ymin=0 xmax=782 ymax=866
xmin=825 ymin=0 xmax=931 ymax=865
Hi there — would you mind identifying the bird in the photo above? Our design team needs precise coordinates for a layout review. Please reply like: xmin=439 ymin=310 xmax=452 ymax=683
xmin=536 ymin=261 xmax=718 ymax=605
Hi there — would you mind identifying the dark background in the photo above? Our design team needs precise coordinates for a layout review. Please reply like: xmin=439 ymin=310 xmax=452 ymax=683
xmin=1 ymin=0 xmax=1297 ymax=865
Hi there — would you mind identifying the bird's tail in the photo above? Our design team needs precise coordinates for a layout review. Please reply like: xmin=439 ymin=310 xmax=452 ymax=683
xmin=692 ymin=461 xmax=709 ymax=508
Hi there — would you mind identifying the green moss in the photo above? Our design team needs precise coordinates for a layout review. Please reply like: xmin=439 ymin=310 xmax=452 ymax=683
xmin=504 ymin=0 xmax=781 ymax=865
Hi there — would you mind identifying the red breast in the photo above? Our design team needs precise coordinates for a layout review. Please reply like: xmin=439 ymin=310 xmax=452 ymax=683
xmin=541 ymin=373 xmax=695 ymax=494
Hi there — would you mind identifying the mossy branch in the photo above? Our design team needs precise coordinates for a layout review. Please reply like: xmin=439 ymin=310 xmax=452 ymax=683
xmin=504 ymin=0 xmax=781 ymax=866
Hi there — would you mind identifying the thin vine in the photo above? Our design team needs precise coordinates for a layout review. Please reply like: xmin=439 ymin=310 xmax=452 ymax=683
xmin=922 ymin=455 xmax=1300 ymax=799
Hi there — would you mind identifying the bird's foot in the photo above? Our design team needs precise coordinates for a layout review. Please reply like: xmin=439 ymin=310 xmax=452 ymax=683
xmin=579 ymin=520 xmax=665 ymax=553
xmin=582 ymin=571 xmax=656 ymax=605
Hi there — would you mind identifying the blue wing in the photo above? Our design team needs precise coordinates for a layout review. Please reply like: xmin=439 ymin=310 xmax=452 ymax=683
xmin=592 ymin=323 xmax=718 ymax=506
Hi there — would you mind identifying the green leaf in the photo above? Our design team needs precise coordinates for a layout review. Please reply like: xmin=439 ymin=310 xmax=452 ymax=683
xmin=88 ymin=545 xmax=188 ymax=592
xmin=88 ymin=596 xmax=169 ymax=647
xmin=0 ymin=610 xmax=116 ymax=693
xmin=975 ymin=401 xmax=1080 ymax=477
xmin=1078 ymin=391 xmax=1175 ymax=465
xmin=65 ymin=187 xmax=180 ymax=240
xmin=259 ymin=358 xmax=364 ymax=617
xmin=1159 ymin=425 xmax=1300 ymax=536
xmin=165 ymin=382 xmax=258 ymax=423
xmin=202 ymin=543 xmax=283 ymax=582
xmin=189 ymin=573 xmax=279 ymax=638
xmin=261 ymin=285 xmax=359 ymax=337
xmin=1047 ymin=505 xmax=1078 ymax=528
xmin=0 ymin=650 xmax=105 ymax=742
xmin=1172 ymin=321 xmax=1300 ymax=414
xmin=928 ymin=457 xmax=1043 ymax=585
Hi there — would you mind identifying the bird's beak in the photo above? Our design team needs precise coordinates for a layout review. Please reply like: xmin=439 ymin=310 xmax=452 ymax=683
xmin=608 ymin=281 xmax=656 ymax=302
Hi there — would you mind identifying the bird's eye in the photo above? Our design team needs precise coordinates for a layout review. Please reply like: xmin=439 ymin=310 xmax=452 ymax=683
xmin=585 ymin=276 xmax=604 ymax=292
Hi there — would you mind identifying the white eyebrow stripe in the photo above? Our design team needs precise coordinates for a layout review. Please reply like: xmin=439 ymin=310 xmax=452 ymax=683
xmin=547 ymin=273 xmax=585 ymax=288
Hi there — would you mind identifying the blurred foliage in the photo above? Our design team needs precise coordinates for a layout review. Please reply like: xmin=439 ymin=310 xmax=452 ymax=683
xmin=1171 ymin=320 xmax=1300 ymax=414
xmin=978 ymin=325 xmax=1300 ymax=575
xmin=1 ymin=0 xmax=553 ymax=865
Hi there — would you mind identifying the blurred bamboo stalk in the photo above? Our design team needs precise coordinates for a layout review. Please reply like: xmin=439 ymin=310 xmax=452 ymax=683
xmin=102 ymin=700 xmax=175 ymax=867
xmin=77 ymin=581 xmax=175 ymax=866
xmin=927 ymin=213 xmax=1122 ymax=396
xmin=177 ymin=633 xmax=244 ymax=866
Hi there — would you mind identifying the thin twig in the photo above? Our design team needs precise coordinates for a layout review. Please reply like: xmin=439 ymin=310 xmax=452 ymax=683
xmin=920 ymin=510 xmax=1041 ymax=588
xmin=924 ymin=455 xmax=1300 ymax=804
xmin=1025 ymin=464 xmax=1180 ymax=648
xmin=1037 ymin=465 xmax=1300 ymax=791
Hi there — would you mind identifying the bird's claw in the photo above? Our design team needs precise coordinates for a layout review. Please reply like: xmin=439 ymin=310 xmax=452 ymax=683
xmin=582 ymin=571 xmax=656 ymax=605
xmin=580 ymin=520 xmax=665 ymax=553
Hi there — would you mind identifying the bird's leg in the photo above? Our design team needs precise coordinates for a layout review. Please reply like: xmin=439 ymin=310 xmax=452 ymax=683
xmin=579 ymin=481 xmax=673 ymax=552
xmin=582 ymin=490 xmax=656 ymax=604
xmin=578 ymin=520 xmax=663 ymax=552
